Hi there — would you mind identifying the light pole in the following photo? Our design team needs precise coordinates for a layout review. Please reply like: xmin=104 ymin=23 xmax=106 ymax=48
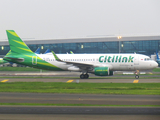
xmin=117 ymin=36 xmax=122 ymax=53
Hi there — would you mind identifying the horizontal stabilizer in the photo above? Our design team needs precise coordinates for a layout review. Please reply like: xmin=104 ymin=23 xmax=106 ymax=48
xmin=4 ymin=57 xmax=24 ymax=62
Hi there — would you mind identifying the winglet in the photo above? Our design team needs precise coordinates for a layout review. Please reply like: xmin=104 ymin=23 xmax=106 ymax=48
xmin=51 ymin=51 xmax=62 ymax=61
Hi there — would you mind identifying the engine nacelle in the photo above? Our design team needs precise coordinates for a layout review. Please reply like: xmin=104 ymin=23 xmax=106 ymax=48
xmin=68 ymin=66 xmax=80 ymax=71
xmin=94 ymin=67 xmax=113 ymax=76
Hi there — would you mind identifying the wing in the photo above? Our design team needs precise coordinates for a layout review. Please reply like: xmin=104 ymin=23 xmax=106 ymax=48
xmin=52 ymin=51 xmax=94 ymax=71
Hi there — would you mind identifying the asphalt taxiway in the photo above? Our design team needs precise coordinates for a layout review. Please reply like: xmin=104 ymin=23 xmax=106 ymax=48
xmin=0 ymin=78 xmax=160 ymax=83
xmin=1 ymin=93 xmax=160 ymax=105
xmin=1 ymin=93 xmax=159 ymax=119
xmin=0 ymin=107 xmax=160 ymax=120
xmin=0 ymin=114 xmax=160 ymax=120
xmin=0 ymin=71 xmax=160 ymax=78
xmin=0 ymin=93 xmax=160 ymax=119
xmin=0 ymin=106 xmax=160 ymax=115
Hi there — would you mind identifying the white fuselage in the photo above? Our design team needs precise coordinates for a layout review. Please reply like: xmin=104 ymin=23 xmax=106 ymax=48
xmin=36 ymin=53 xmax=158 ymax=72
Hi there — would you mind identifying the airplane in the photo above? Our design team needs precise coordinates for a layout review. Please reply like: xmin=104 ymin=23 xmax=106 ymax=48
xmin=3 ymin=30 xmax=158 ymax=79
xmin=34 ymin=47 xmax=40 ymax=54
xmin=44 ymin=49 xmax=50 ymax=54
xmin=156 ymin=51 xmax=160 ymax=67
xmin=35 ymin=48 xmax=50 ymax=54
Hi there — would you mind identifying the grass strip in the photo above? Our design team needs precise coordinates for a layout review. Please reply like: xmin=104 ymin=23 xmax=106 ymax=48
xmin=0 ymin=82 xmax=160 ymax=95
xmin=0 ymin=103 xmax=160 ymax=107
xmin=152 ymin=68 xmax=160 ymax=72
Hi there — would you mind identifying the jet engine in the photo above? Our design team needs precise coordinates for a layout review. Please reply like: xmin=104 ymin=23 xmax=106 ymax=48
xmin=94 ymin=67 xmax=113 ymax=76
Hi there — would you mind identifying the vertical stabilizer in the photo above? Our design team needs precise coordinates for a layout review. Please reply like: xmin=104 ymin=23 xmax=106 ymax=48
xmin=156 ymin=51 xmax=160 ymax=60
xmin=35 ymin=47 xmax=40 ymax=54
xmin=6 ymin=30 xmax=33 ymax=54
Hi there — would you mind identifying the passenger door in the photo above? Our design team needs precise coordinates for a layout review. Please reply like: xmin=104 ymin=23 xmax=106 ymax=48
xmin=32 ymin=56 xmax=37 ymax=65
xmin=134 ymin=56 xmax=139 ymax=69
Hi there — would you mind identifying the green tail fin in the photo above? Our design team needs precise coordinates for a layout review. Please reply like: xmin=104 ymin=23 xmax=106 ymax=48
xmin=6 ymin=30 xmax=33 ymax=54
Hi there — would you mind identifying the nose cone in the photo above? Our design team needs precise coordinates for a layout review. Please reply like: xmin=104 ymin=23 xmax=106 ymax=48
xmin=153 ymin=61 xmax=158 ymax=68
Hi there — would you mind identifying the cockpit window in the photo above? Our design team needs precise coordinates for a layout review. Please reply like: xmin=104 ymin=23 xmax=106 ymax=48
xmin=144 ymin=58 xmax=150 ymax=61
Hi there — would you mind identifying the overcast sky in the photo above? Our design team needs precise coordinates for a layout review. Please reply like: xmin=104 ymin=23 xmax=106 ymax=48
xmin=0 ymin=0 xmax=160 ymax=40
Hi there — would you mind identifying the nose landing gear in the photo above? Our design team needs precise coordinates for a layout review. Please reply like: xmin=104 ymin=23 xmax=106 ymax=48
xmin=135 ymin=75 xmax=139 ymax=79
xmin=135 ymin=70 xmax=139 ymax=79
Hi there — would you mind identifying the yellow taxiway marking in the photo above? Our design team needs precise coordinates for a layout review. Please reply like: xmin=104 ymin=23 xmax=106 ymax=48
xmin=1 ymin=79 xmax=9 ymax=82
xmin=149 ymin=72 xmax=153 ymax=74
xmin=133 ymin=80 xmax=139 ymax=83
xmin=66 ymin=80 xmax=74 ymax=83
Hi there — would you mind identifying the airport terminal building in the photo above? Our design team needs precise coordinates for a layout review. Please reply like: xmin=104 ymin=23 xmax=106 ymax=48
xmin=0 ymin=35 xmax=160 ymax=58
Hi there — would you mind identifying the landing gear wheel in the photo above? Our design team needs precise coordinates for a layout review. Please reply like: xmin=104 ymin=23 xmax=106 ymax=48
xmin=80 ymin=74 xmax=89 ymax=79
xmin=84 ymin=74 xmax=89 ymax=79
xmin=135 ymin=75 xmax=139 ymax=79
xmin=80 ymin=74 xmax=85 ymax=79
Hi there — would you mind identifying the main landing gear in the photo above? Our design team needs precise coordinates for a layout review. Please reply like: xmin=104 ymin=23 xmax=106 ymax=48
xmin=80 ymin=73 xmax=89 ymax=79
